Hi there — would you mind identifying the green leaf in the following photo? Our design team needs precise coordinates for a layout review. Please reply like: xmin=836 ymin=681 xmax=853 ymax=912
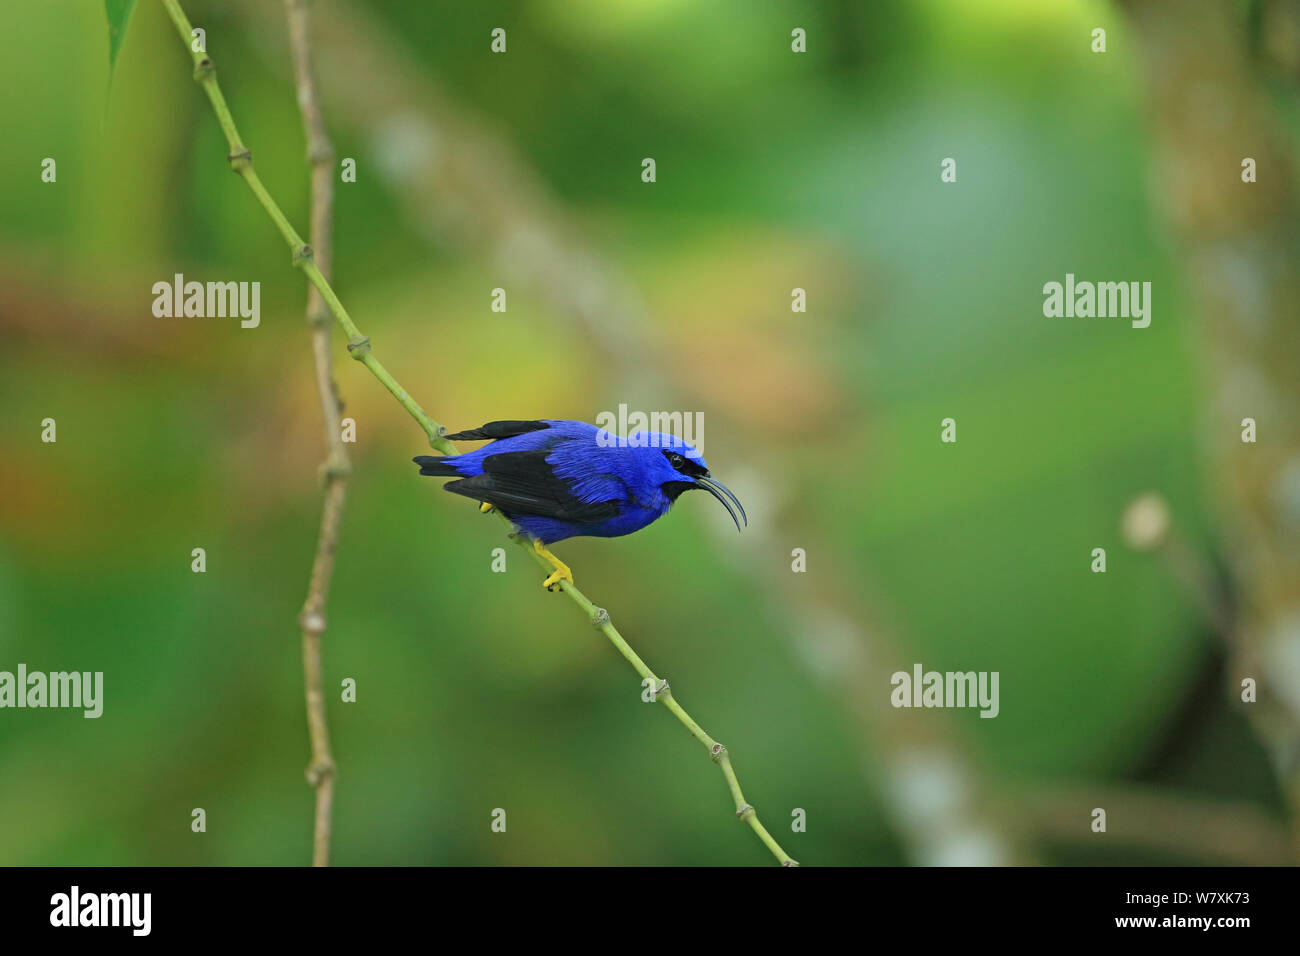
xmin=104 ymin=0 xmax=137 ymax=79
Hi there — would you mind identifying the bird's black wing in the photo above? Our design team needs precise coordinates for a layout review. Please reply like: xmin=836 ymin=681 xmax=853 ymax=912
xmin=443 ymin=449 xmax=622 ymax=524
xmin=445 ymin=420 xmax=551 ymax=441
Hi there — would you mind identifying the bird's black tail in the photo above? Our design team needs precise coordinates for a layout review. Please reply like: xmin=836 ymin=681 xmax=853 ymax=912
xmin=413 ymin=455 xmax=459 ymax=477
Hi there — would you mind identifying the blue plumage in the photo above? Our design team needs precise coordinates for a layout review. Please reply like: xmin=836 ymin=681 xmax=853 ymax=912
xmin=413 ymin=419 xmax=746 ymax=545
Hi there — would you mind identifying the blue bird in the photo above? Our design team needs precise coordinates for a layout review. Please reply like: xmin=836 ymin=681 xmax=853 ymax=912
xmin=413 ymin=419 xmax=746 ymax=590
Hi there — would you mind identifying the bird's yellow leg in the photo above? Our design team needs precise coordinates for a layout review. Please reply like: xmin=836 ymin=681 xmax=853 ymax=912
xmin=533 ymin=539 xmax=573 ymax=591
xmin=479 ymin=501 xmax=493 ymax=513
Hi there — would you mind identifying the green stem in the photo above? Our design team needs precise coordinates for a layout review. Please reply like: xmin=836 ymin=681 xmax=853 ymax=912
xmin=161 ymin=0 xmax=795 ymax=866
xmin=161 ymin=0 xmax=452 ymax=454
xmin=508 ymin=517 xmax=797 ymax=866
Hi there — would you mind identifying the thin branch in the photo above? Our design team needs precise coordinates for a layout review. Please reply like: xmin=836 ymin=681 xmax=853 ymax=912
xmin=161 ymin=0 xmax=796 ymax=866
xmin=508 ymin=523 xmax=796 ymax=864
xmin=285 ymin=0 xmax=343 ymax=868
xmin=161 ymin=0 xmax=451 ymax=454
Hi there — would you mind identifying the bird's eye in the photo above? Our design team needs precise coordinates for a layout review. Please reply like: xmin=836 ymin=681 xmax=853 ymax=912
xmin=663 ymin=449 xmax=707 ymax=478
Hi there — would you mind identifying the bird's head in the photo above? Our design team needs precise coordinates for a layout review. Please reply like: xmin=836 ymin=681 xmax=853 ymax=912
xmin=634 ymin=431 xmax=747 ymax=533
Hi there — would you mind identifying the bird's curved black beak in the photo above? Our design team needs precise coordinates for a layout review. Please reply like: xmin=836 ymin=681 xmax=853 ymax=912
xmin=696 ymin=475 xmax=747 ymax=532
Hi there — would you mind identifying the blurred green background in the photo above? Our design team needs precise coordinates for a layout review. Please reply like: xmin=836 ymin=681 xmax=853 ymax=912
xmin=0 ymin=0 xmax=1294 ymax=865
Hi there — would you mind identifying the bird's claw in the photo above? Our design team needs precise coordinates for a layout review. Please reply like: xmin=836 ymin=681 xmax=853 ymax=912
xmin=479 ymin=501 xmax=494 ymax=514
xmin=532 ymin=539 xmax=573 ymax=592
xmin=542 ymin=567 xmax=572 ymax=591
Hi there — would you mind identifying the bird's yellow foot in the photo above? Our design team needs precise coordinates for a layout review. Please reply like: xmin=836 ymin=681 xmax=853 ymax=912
xmin=533 ymin=539 xmax=573 ymax=591
xmin=479 ymin=501 xmax=494 ymax=513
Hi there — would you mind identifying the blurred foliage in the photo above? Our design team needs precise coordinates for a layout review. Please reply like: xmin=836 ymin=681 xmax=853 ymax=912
xmin=0 ymin=0 xmax=1290 ymax=865
xmin=104 ymin=0 xmax=137 ymax=80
